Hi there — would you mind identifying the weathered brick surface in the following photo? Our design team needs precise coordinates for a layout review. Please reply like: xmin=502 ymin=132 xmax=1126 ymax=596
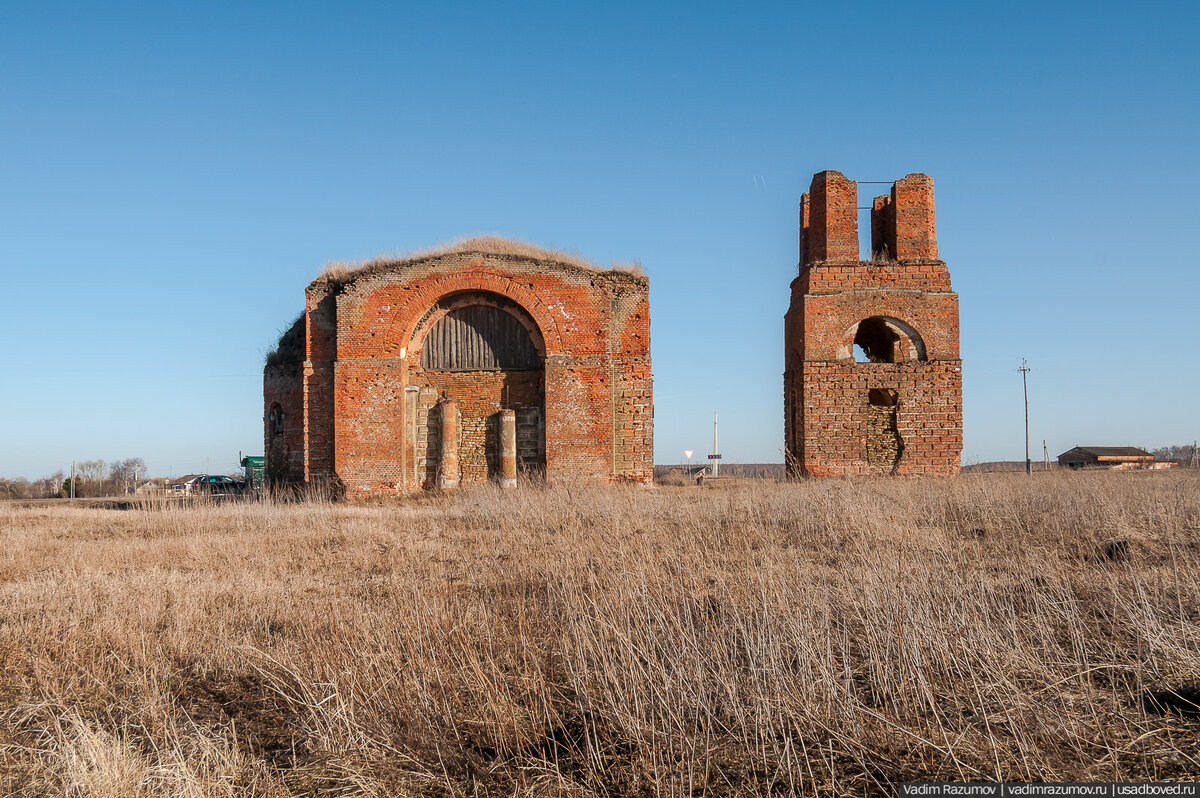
xmin=265 ymin=246 xmax=653 ymax=496
xmin=785 ymin=171 xmax=962 ymax=477
xmin=263 ymin=314 xmax=305 ymax=484
xmin=263 ymin=370 xmax=303 ymax=484
xmin=304 ymin=290 xmax=337 ymax=487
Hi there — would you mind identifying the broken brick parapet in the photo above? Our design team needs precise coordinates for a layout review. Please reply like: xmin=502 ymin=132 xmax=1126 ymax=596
xmin=800 ymin=171 xmax=938 ymax=268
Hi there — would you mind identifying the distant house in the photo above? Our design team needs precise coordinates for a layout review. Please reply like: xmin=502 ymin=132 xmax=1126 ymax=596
xmin=1057 ymin=446 xmax=1170 ymax=470
xmin=134 ymin=478 xmax=171 ymax=495
xmin=168 ymin=474 xmax=203 ymax=494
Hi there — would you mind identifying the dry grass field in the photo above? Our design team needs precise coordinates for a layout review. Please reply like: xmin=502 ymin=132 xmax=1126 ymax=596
xmin=2 ymin=471 xmax=1199 ymax=796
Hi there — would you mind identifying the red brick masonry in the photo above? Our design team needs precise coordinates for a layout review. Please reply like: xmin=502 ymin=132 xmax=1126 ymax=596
xmin=265 ymin=245 xmax=652 ymax=496
xmin=785 ymin=171 xmax=962 ymax=477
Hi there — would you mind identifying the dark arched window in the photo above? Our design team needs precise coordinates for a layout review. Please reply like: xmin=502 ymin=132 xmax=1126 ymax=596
xmin=849 ymin=317 xmax=927 ymax=363
xmin=421 ymin=305 xmax=539 ymax=371
xmin=854 ymin=318 xmax=900 ymax=363
xmin=269 ymin=403 xmax=285 ymax=435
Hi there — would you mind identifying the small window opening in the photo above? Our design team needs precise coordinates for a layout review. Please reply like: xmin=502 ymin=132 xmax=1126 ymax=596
xmin=868 ymin=388 xmax=898 ymax=407
xmin=269 ymin=404 xmax=285 ymax=435
xmin=854 ymin=318 xmax=900 ymax=363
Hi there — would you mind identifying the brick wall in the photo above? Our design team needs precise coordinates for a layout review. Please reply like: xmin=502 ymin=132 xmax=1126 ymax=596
xmin=263 ymin=314 xmax=305 ymax=486
xmin=266 ymin=245 xmax=653 ymax=496
xmin=792 ymin=361 xmax=962 ymax=476
xmin=785 ymin=171 xmax=962 ymax=478
xmin=263 ymin=368 xmax=303 ymax=484
xmin=304 ymin=289 xmax=337 ymax=489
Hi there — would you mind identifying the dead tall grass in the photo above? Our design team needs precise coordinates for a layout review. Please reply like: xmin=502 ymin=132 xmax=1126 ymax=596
xmin=1 ymin=471 xmax=1199 ymax=796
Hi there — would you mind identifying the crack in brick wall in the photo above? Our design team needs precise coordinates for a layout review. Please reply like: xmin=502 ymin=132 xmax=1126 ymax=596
xmin=865 ymin=404 xmax=903 ymax=475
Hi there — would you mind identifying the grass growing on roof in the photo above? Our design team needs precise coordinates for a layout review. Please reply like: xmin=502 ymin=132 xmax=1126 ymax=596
xmin=315 ymin=234 xmax=645 ymax=287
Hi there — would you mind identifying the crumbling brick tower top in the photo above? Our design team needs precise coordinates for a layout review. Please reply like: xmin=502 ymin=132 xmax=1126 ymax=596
xmin=784 ymin=171 xmax=962 ymax=476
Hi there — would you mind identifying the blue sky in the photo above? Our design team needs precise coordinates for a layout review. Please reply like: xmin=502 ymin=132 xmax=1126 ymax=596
xmin=1 ymin=1 xmax=1196 ymax=478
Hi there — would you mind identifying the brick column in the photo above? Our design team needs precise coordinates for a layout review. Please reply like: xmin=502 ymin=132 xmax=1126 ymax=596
xmin=438 ymin=400 xmax=459 ymax=490
xmin=499 ymin=409 xmax=517 ymax=489
xmin=891 ymin=173 xmax=937 ymax=261
xmin=805 ymin=170 xmax=859 ymax=263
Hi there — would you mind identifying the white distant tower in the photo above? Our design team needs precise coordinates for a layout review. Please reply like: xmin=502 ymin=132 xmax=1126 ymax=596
xmin=712 ymin=411 xmax=720 ymax=478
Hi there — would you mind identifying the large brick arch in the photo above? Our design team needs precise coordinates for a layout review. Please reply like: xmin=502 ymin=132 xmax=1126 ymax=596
xmin=839 ymin=315 xmax=928 ymax=362
xmin=385 ymin=269 xmax=564 ymax=356
xmin=407 ymin=289 xmax=548 ymax=362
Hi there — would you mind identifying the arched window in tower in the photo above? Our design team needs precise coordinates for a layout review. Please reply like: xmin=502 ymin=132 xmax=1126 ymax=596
xmin=848 ymin=317 xmax=927 ymax=363
xmin=421 ymin=305 xmax=540 ymax=371
xmin=854 ymin=318 xmax=901 ymax=362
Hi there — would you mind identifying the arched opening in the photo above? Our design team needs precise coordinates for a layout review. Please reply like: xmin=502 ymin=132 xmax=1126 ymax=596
xmin=268 ymin=403 xmax=285 ymax=436
xmin=413 ymin=292 xmax=546 ymax=485
xmin=421 ymin=305 xmax=540 ymax=371
xmin=843 ymin=316 xmax=927 ymax=363
xmin=266 ymin=402 xmax=290 ymax=484
xmin=854 ymin=318 xmax=900 ymax=362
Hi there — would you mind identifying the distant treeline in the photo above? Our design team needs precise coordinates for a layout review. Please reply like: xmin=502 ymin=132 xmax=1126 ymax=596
xmin=1154 ymin=444 xmax=1198 ymax=464
xmin=0 ymin=472 xmax=66 ymax=500
xmin=0 ymin=457 xmax=146 ymax=500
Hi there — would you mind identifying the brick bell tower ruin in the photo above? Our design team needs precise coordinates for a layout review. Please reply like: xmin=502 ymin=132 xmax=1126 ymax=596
xmin=784 ymin=171 xmax=962 ymax=477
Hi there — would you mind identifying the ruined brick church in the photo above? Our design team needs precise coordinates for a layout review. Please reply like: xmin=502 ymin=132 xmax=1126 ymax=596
xmin=265 ymin=170 xmax=961 ymax=493
xmin=264 ymin=238 xmax=653 ymax=496
xmin=784 ymin=171 xmax=962 ymax=476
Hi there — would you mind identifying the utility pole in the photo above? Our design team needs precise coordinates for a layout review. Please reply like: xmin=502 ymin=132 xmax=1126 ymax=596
xmin=70 ymin=461 xmax=75 ymax=501
xmin=1019 ymin=359 xmax=1031 ymax=476
xmin=1043 ymin=440 xmax=1049 ymax=470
